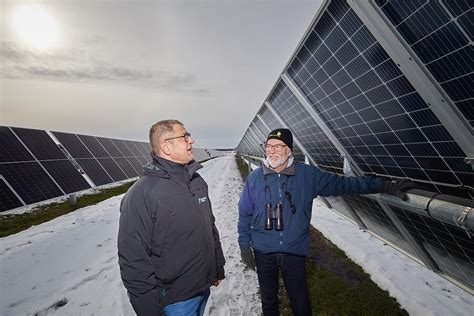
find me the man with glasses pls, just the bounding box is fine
[118,119,225,316]
[238,128,419,315]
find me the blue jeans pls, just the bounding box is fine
[254,251,311,316]
[163,289,210,316]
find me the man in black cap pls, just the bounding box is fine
[238,128,418,316]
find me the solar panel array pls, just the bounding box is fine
[0,126,150,213]
[375,0,473,128]
[237,0,473,291]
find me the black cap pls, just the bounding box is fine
[267,128,293,150]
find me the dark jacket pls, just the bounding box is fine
[118,154,225,315]
[238,162,381,256]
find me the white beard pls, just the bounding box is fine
[264,155,294,170]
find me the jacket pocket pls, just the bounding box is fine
[151,208,174,256]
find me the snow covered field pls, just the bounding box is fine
[0,156,472,315]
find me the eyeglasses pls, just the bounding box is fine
[264,144,287,152]
[164,132,192,142]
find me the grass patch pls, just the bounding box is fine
[235,156,251,180]
[278,226,408,315]
[0,181,135,238]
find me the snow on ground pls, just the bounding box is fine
[311,202,473,316]
[0,156,260,316]
[0,156,472,315]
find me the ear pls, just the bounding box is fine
[160,141,171,156]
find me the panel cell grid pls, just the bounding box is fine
[97,137,124,157]
[376,0,474,128]
[268,81,343,170]
[285,0,473,189]
[0,127,34,163]
[41,160,91,193]
[126,157,144,175]
[343,195,414,255]
[391,205,474,288]
[114,157,139,178]
[52,131,93,159]
[0,162,63,204]
[12,128,66,160]
[76,158,113,186]
[97,158,127,181]
[0,179,23,212]
[124,140,142,157]
[112,139,134,157]
[77,135,110,158]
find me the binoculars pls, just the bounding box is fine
[264,203,284,231]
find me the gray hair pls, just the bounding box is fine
[149,119,183,153]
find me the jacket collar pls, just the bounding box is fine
[261,157,295,176]
[143,153,202,179]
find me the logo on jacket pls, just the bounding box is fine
[198,197,207,204]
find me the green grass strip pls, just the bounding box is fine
[0,181,135,238]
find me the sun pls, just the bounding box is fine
[13,5,59,50]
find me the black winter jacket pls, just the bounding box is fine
[118,154,225,315]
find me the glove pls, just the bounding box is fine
[379,179,424,201]
[240,246,256,271]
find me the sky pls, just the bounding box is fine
[1,156,472,315]
[0,0,323,148]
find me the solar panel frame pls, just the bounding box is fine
[75,158,114,186]
[12,128,66,160]
[77,135,111,158]
[0,127,34,163]
[0,161,64,205]
[52,131,94,159]
[283,0,473,192]
[96,158,127,181]
[41,160,91,194]
[97,137,124,158]
[374,0,473,129]
[0,177,24,212]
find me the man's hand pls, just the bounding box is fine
[240,247,256,271]
[213,279,223,287]
[379,179,425,201]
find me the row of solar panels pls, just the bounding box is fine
[0,126,153,213]
[237,0,473,291]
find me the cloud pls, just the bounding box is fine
[0,41,210,94]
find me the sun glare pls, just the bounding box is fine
[13,5,59,50]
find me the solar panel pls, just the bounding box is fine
[76,158,114,186]
[41,160,91,193]
[77,135,110,158]
[1,126,152,212]
[391,204,474,288]
[0,126,34,162]
[113,139,135,157]
[0,162,63,204]
[114,157,139,178]
[236,0,473,290]
[96,137,123,157]
[126,157,144,174]
[283,0,473,190]
[52,131,94,158]
[0,178,24,212]
[375,0,474,128]
[123,140,142,157]
[96,158,127,181]
[12,127,65,160]
[10,127,91,193]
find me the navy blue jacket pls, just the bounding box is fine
[238,162,381,256]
